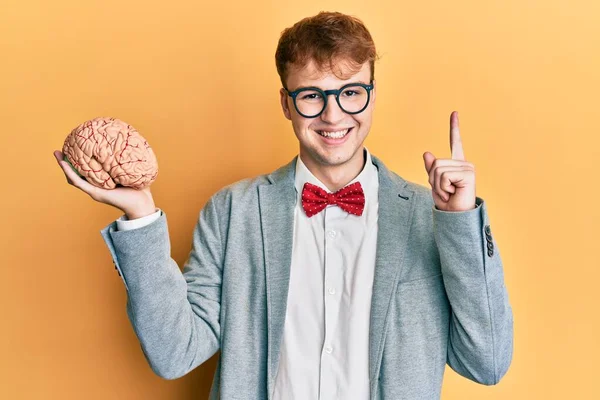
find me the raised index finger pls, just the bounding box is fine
[450,111,465,161]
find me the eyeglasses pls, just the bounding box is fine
[284,81,374,118]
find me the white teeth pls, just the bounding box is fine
[318,129,349,139]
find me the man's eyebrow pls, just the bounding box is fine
[289,81,370,91]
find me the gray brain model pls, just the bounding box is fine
[62,117,159,190]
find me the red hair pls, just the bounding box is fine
[275,11,378,88]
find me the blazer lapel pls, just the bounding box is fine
[368,155,417,389]
[257,157,297,399]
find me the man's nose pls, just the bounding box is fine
[320,95,345,124]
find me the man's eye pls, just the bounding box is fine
[301,93,322,100]
[342,90,358,97]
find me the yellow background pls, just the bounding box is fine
[1,0,598,398]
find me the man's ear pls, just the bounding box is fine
[371,79,376,106]
[280,88,292,121]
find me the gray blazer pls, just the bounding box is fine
[101,154,513,399]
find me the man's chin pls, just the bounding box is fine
[312,150,359,168]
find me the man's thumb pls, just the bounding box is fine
[423,152,436,173]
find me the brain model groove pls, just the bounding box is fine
[62,117,158,190]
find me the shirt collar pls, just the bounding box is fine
[294,147,378,201]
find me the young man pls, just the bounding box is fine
[54,11,513,400]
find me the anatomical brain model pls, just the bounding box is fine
[62,117,158,190]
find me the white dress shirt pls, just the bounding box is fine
[115,148,379,400]
[272,148,378,400]
[116,208,162,231]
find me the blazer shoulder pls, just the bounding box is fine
[208,158,294,209]
[371,153,431,207]
[223,174,270,195]
[208,173,269,207]
[379,164,432,209]
[405,180,434,207]
[212,157,296,201]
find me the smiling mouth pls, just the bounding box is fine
[315,127,353,139]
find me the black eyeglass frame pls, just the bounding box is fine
[284,81,374,118]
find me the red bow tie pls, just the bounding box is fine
[301,182,365,217]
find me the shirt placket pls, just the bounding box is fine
[319,206,343,400]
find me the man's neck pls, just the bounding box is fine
[300,148,366,192]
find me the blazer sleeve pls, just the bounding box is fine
[99,193,225,380]
[432,196,514,385]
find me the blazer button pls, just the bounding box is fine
[488,248,494,257]
[487,241,494,251]
[484,225,492,236]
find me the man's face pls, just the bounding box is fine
[279,60,376,170]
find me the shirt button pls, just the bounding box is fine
[328,287,336,295]
[325,346,333,354]
[327,230,337,238]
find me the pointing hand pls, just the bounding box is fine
[423,111,476,212]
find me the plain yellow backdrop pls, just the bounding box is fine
[1,0,598,398]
